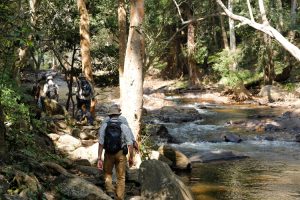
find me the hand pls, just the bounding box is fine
[128,157,134,167]
[97,159,103,170]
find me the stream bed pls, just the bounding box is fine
[162,99,300,200]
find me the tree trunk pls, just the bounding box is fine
[118,0,127,102]
[0,102,7,156]
[219,7,229,50]
[185,2,200,86]
[121,0,144,141]
[246,0,254,21]
[259,0,275,85]
[228,0,237,70]
[77,0,93,83]
[288,0,298,42]
[275,0,284,32]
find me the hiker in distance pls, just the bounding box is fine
[43,75,59,101]
[97,105,134,200]
[75,74,94,125]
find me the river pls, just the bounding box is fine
[162,98,300,200]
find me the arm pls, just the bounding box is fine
[97,143,104,170]
[128,145,134,167]
[97,122,107,170]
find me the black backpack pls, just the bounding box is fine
[104,121,122,154]
[46,84,58,99]
[79,79,92,97]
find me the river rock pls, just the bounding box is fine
[189,150,249,163]
[158,145,192,170]
[223,134,242,143]
[296,134,300,143]
[53,176,111,200]
[258,85,286,101]
[149,150,173,166]
[43,98,68,116]
[139,160,194,200]
[145,124,179,143]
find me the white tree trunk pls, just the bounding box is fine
[121,0,144,140]
[118,0,127,102]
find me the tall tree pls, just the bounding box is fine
[121,0,144,141]
[228,0,237,71]
[218,6,229,50]
[185,2,200,86]
[118,0,127,101]
[259,0,275,85]
[77,0,93,83]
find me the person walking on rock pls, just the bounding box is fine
[43,75,59,101]
[75,74,94,125]
[97,105,134,200]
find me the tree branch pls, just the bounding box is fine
[215,0,300,61]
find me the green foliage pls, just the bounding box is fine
[209,49,253,88]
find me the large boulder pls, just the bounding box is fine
[53,176,111,200]
[189,150,248,163]
[139,160,194,200]
[158,145,191,170]
[258,85,287,102]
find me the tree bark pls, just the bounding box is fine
[259,0,275,85]
[246,0,254,21]
[228,0,237,71]
[121,0,144,140]
[215,0,300,61]
[0,102,7,156]
[288,0,298,42]
[118,0,127,102]
[219,7,229,50]
[77,0,93,83]
[186,3,200,86]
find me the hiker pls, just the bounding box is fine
[43,75,59,101]
[97,105,134,200]
[75,74,94,125]
[33,74,47,117]
[102,104,139,153]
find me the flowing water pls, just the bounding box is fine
[162,97,300,200]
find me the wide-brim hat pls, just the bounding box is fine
[47,75,53,80]
[108,104,121,115]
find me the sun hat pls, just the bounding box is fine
[46,75,53,80]
[108,104,121,115]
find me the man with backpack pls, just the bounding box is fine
[97,105,134,200]
[43,75,59,101]
[75,74,94,125]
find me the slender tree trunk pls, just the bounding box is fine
[288,0,298,42]
[0,102,7,156]
[122,0,144,141]
[118,0,127,102]
[185,2,200,86]
[228,0,237,70]
[276,0,284,32]
[219,7,229,49]
[246,0,254,21]
[77,0,93,83]
[259,0,275,85]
